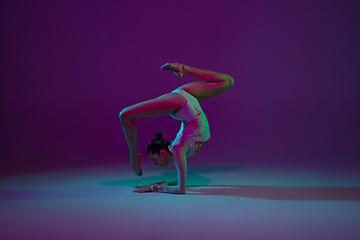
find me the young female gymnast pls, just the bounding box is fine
[120,63,234,194]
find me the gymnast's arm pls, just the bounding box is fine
[119,94,181,176]
[151,146,187,194]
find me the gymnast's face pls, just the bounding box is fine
[148,149,173,167]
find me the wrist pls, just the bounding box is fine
[155,181,166,185]
[151,182,168,192]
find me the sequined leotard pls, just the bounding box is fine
[169,89,211,157]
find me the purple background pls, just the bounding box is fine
[1,0,359,176]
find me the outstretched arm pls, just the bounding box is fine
[119,94,181,176]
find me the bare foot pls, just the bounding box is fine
[161,63,186,78]
[131,154,143,176]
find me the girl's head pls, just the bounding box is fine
[147,132,173,167]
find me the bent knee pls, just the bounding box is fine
[119,108,130,120]
[227,75,234,88]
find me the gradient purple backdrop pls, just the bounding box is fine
[1,0,359,176]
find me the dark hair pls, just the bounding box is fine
[147,132,171,155]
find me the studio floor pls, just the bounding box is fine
[1,159,360,240]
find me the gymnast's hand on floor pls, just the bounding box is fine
[131,154,143,176]
[134,183,153,190]
[134,180,166,190]
[133,186,153,193]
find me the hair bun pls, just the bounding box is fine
[155,132,163,139]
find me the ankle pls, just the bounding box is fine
[183,65,190,74]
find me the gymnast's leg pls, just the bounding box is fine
[162,63,234,101]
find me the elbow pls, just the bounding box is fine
[178,183,187,194]
[178,188,186,194]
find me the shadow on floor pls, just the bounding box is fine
[1,185,359,201]
[186,185,360,201]
[2,165,359,201]
[100,166,246,187]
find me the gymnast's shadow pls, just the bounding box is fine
[0,166,244,200]
[185,185,360,201]
[100,166,360,201]
[100,166,245,187]
[1,166,359,201]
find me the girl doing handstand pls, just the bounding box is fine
[120,63,234,194]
